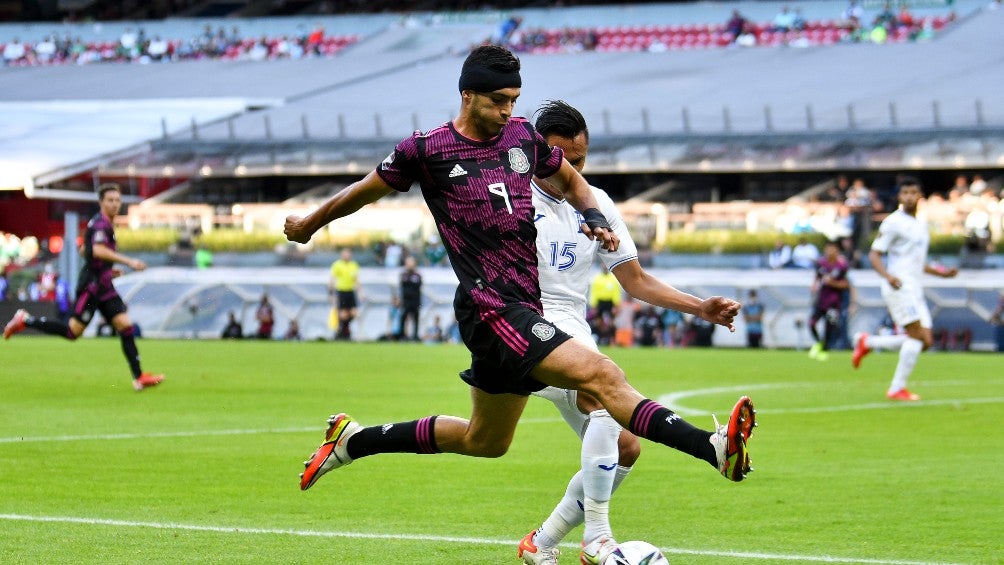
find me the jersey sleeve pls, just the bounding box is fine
[594,187,639,272]
[375,135,421,192]
[91,223,111,246]
[870,215,897,253]
[532,127,564,179]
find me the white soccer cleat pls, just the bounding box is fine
[580,535,618,564]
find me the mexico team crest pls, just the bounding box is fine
[508,147,530,173]
[380,152,395,170]
[531,322,555,341]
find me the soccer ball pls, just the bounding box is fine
[603,540,670,564]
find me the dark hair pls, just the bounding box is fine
[898,175,922,190]
[534,100,589,142]
[98,182,122,200]
[463,44,520,74]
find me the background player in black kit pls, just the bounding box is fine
[4,183,164,391]
[398,255,423,341]
[285,46,755,497]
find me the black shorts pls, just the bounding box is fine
[336,290,357,310]
[72,283,127,326]
[455,294,572,396]
[810,305,842,325]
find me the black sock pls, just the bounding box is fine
[25,316,74,339]
[346,416,439,460]
[809,322,821,343]
[628,399,715,466]
[119,326,143,379]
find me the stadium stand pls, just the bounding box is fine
[1,1,1001,350]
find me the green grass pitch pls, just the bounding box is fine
[1,338,1001,564]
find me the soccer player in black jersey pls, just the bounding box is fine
[286,46,756,504]
[4,183,164,391]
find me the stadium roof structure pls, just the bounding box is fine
[1,0,1002,198]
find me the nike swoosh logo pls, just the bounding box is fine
[597,463,616,471]
[533,214,545,223]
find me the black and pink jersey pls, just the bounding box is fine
[79,211,119,298]
[377,118,564,314]
[814,256,849,311]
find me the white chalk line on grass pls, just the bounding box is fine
[659,382,1004,416]
[0,418,565,444]
[0,513,962,565]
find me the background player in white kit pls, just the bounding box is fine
[517,100,745,565]
[852,177,957,401]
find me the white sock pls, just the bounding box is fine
[889,337,923,393]
[535,471,582,548]
[866,333,908,351]
[581,410,620,543]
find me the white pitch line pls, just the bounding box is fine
[0,513,963,565]
[0,427,316,444]
[658,382,1004,416]
[0,418,566,444]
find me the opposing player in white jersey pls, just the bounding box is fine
[517,100,749,565]
[852,177,957,400]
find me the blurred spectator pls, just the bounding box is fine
[744,289,765,348]
[844,178,880,259]
[424,234,447,266]
[55,276,71,321]
[147,35,169,61]
[422,315,445,344]
[284,319,302,341]
[633,305,664,347]
[948,174,969,201]
[991,292,1004,352]
[662,308,684,348]
[791,8,808,31]
[874,2,897,29]
[221,311,243,339]
[969,174,988,196]
[842,0,865,23]
[384,241,403,268]
[255,293,275,339]
[688,315,716,347]
[897,3,916,28]
[37,262,58,302]
[768,239,792,269]
[589,265,621,323]
[398,256,422,341]
[35,35,56,63]
[613,294,638,347]
[771,6,797,32]
[3,38,26,65]
[195,246,214,269]
[791,237,820,269]
[725,9,748,41]
[493,15,523,46]
[330,248,360,340]
[0,270,8,301]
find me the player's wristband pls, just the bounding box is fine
[581,208,611,231]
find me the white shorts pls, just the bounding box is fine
[881,279,931,329]
[531,309,598,438]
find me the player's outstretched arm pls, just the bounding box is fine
[285,171,395,244]
[612,261,740,331]
[92,243,145,272]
